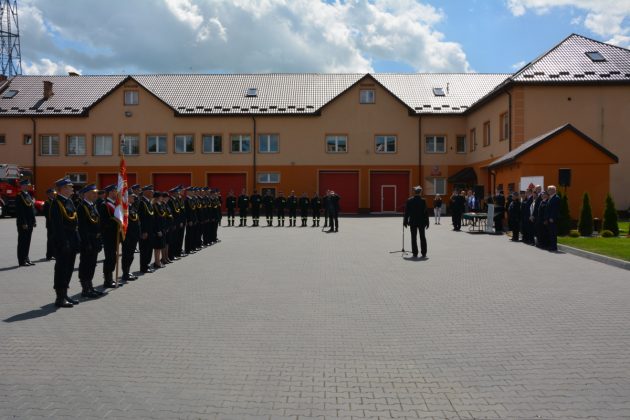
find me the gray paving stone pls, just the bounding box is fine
[1,216,629,419]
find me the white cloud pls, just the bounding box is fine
[512,60,527,69]
[23,58,81,75]
[506,0,630,47]
[19,0,471,75]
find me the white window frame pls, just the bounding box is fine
[456,135,467,154]
[93,135,112,156]
[231,134,251,153]
[375,135,396,153]
[359,89,375,104]
[483,121,491,146]
[124,90,139,105]
[258,134,279,153]
[433,178,447,195]
[147,135,168,154]
[257,172,280,184]
[120,135,139,156]
[67,135,86,156]
[66,172,87,184]
[425,135,446,153]
[175,135,194,153]
[500,112,509,141]
[202,134,222,153]
[326,135,348,153]
[40,135,59,156]
[23,135,32,145]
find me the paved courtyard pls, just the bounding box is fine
[0,215,629,419]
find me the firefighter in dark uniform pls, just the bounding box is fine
[184,187,198,254]
[275,190,287,226]
[225,190,236,226]
[168,186,185,259]
[50,178,80,308]
[322,190,330,228]
[42,188,56,260]
[202,188,212,245]
[77,184,104,298]
[508,191,521,241]
[98,184,120,288]
[326,190,341,232]
[122,193,140,282]
[299,193,310,227]
[161,192,174,263]
[311,192,322,227]
[237,188,249,226]
[193,188,203,249]
[16,179,36,266]
[250,189,262,226]
[209,189,221,243]
[287,191,298,227]
[152,191,167,269]
[262,190,274,226]
[403,186,430,258]
[138,185,155,273]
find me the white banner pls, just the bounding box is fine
[485,204,495,233]
[520,176,544,191]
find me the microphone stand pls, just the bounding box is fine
[390,203,408,255]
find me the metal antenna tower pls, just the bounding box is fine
[0,0,22,77]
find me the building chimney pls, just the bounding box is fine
[0,75,7,82]
[68,72,79,76]
[43,81,53,99]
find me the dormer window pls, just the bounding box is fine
[124,90,139,105]
[2,90,18,99]
[433,87,445,96]
[359,89,375,104]
[246,88,258,97]
[585,51,606,62]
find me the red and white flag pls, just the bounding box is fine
[115,157,129,238]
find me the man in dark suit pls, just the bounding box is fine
[404,186,430,258]
[77,184,105,298]
[450,190,465,231]
[545,185,560,252]
[98,184,120,288]
[138,185,156,272]
[326,190,340,232]
[49,178,80,308]
[16,179,36,266]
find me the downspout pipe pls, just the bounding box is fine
[252,116,257,192]
[505,89,512,151]
[31,117,37,186]
[417,115,422,185]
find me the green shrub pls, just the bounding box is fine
[578,192,593,236]
[569,230,580,238]
[558,192,571,236]
[601,230,614,238]
[602,194,619,236]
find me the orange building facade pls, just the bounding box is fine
[0,34,627,217]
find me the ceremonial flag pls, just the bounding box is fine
[115,156,129,238]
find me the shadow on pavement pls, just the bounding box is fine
[0,265,20,272]
[403,255,429,262]
[3,303,58,322]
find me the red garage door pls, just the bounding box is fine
[207,173,246,210]
[98,173,137,189]
[319,171,359,213]
[370,172,410,213]
[153,173,191,192]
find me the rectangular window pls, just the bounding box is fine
[500,112,509,141]
[67,135,86,156]
[124,90,139,105]
[93,135,113,156]
[326,135,347,153]
[40,135,59,156]
[425,135,446,153]
[231,134,251,153]
[375,135,396,153]
[469,128,476,152]
[0,135,5,145]
[483,121,491,147]
[120,135,139,155]
[175,135,194,153]
[23,135,32,145]
[259,134,279,153]
[66,172,87,184]
[456,135,466,154]
[433,178,446,195]
[359,89,375,104]
[257,172,280,184]
[147,135,168,154]
[202,134,222,153]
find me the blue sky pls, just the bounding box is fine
[18,0,630,75]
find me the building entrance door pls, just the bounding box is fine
[381,185,396,212]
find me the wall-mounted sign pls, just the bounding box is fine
[430,165,441,176]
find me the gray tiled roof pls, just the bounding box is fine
[132,73,364,115]
[488,123,618,168]
[374,73,510,114]
[512,34,630,83]
[0,75,126,116]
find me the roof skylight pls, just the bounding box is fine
[246,87,258,97]
[585,51,606,62]
[432,87,445,96]
[2,90,18,99]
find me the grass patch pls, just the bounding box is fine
[559,235,630,262]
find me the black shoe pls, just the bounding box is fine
[103,282,118,289]
[421,253,427,258]
[412,253,418,258]
[335,228,338,232]
[91,288,105,296]
[19,263,28,267]
[128,274,138,280]
[55,299,73,308]
[81,290,100,299]
[327,229,334,232]
[65,296,79,305]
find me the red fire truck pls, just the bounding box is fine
[0,164,41,217]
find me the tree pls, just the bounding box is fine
[557,191,571,236]
[602,193,619,236]
[578,192,593,237]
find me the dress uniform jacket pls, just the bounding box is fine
[50,194,80,292]
[403,195,430,256]
[138,196,155,271]
[78,200,102,287]
[15,190,36,265]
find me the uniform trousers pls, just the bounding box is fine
[122,235,138,274]
[17,226,33,264]
[54,247,77,291]
[409,225,427,256]
[79,247,99,288]
[139,236,153,270]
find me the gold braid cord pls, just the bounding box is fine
[56,199,77,222]
[20,194,33,207]
[82,204,99,224]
